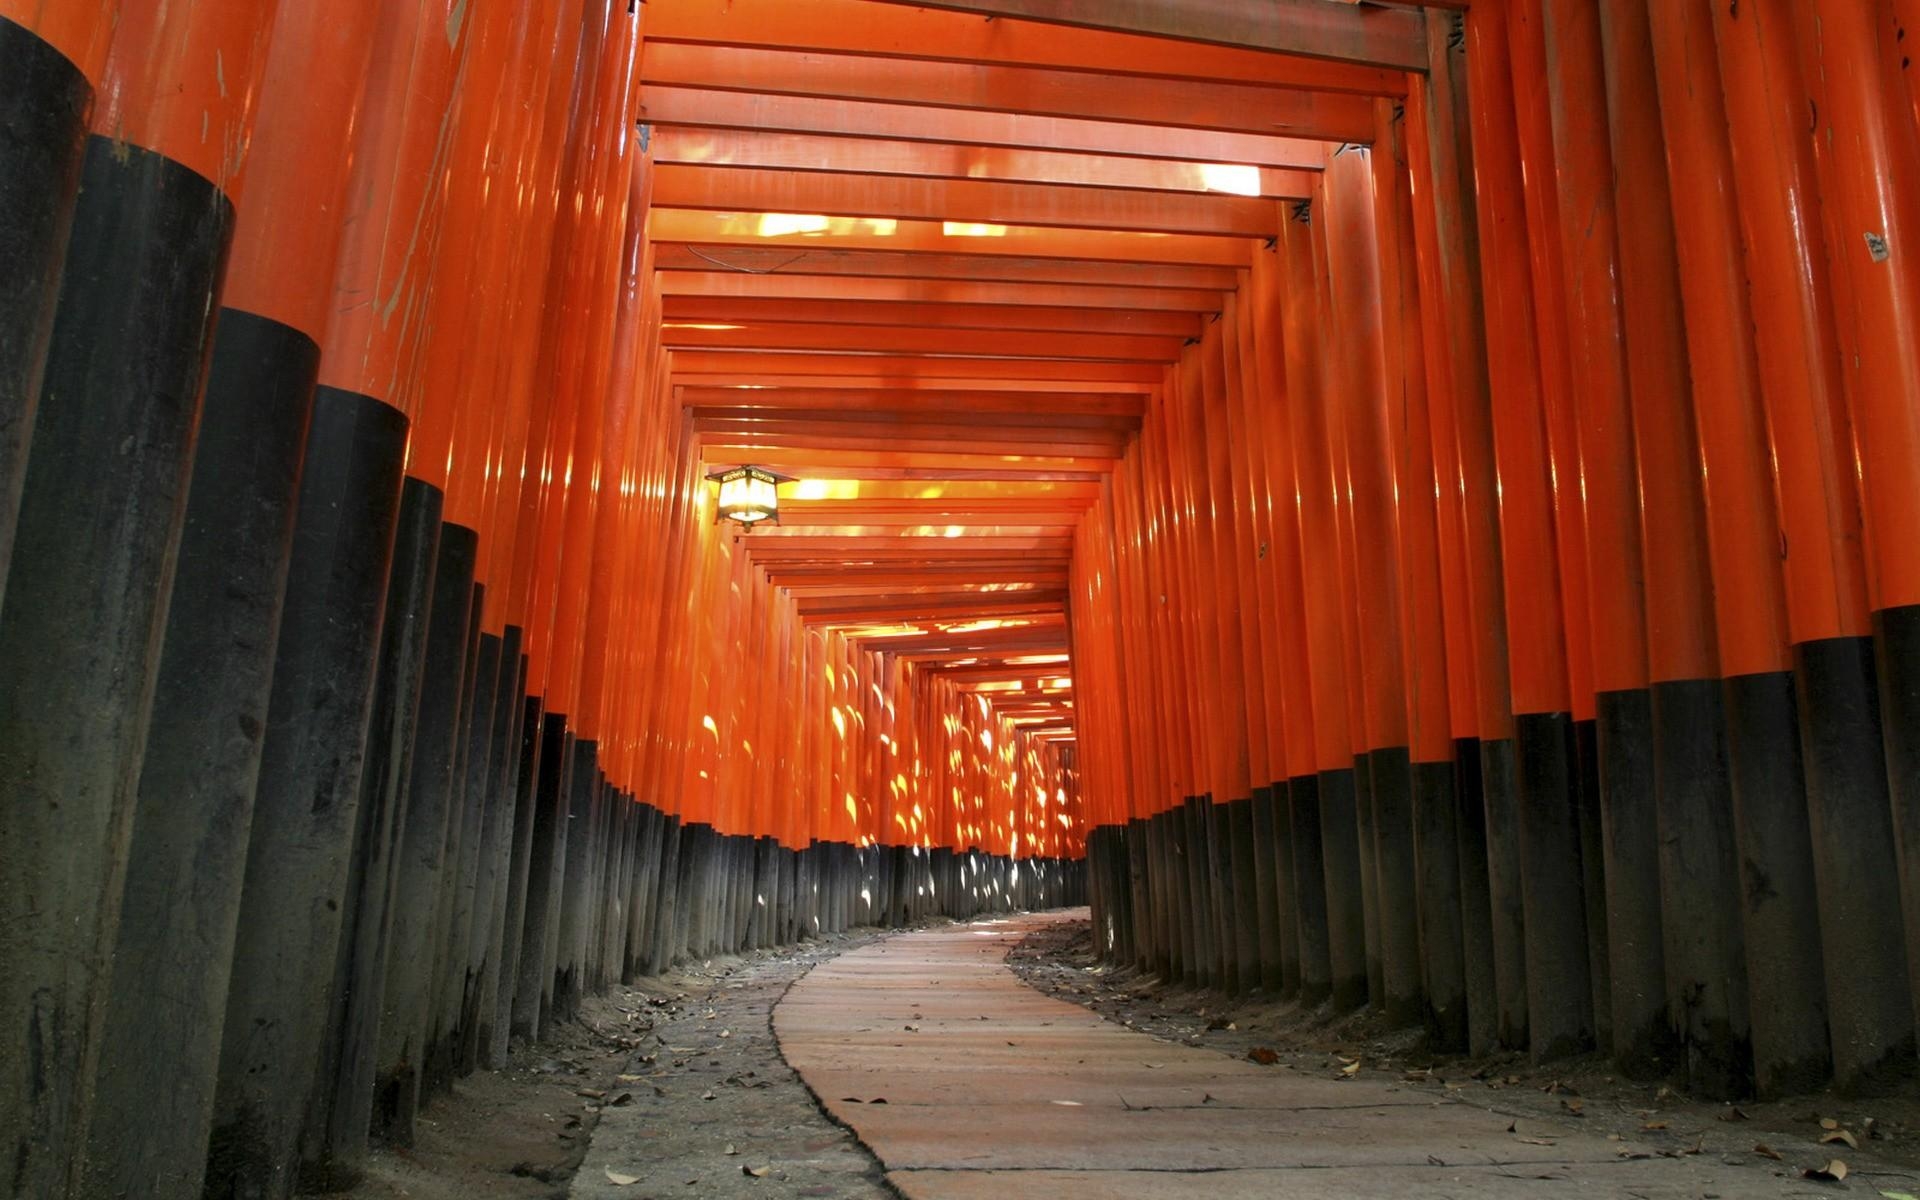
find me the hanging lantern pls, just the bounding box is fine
[708,464,786,529]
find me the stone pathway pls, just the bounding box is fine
[775,911,1902,1199]
[571,936,895,1199]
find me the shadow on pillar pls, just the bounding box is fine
[86,310,317,1199]
[205,388,408,1199]
[0,134,231,1195]
[0,16,92,609]
[1650,678,1752,1100]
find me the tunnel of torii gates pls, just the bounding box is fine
[11,0,1920,1193]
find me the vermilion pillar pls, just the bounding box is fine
[1646,0,1790,1100]
[0,2,279,1193]
[1795,0,1920,1093]
[87,0,385,1193]
[1712,0,1886,1097]
[1541,0,1664,1084]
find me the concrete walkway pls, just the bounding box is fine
[774,911,1880,1199]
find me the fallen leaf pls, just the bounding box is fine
[1515,1136,1558,1146]
[1879,1191,1918,1200]
[743,1165,770,1178]
[1247,1047,1279,1065]
[701,1090,716,1101]
[1821,1117,1841,1131]
[1642,1121,1668,1132]
[609,1092,633,1107]
[578,1088,607,1100]
[725,1144,739,1156]
[1562,1098,1585,1117]
[1823,1129,1860,1149]
[1720,1105,1750,1122]
[1340,1058,1362,1077]
[1803,1159,1849,1182]
[605,1168,640,1187]
[1753,1144,1783,1161]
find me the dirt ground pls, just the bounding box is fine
[1006,917,1920,1194]
[313,929,899,1200]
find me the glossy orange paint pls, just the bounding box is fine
[93,0,278,191]
[220,0,382,340]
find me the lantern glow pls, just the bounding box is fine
[708,465,785,529]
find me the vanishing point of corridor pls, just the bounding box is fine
[9,0,1920,1197]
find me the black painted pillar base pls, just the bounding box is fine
[0,132,232,1195]
[1411,757,1467,1051]
[1248,788,1282,991]
[1317,769,1368,1011]
[0,15,91,609]
[1811,627,1918,1094]
[85,309,316,1199]
[1367,748,1422,1025]
[1723,668,1830,1097]
[1453,740,1498,1057]
[511,715,573,1042]
[1573,717,1611,1050]
[373,513,477,1150]
[1650,678,1752,1100]
[1265,784,1299,998]
[1593,689,1674,1080]
[490,687,542,1065]
[1514,712,1594,1062]
[1288,776,1334,1008]
[1478,737,1529,1052]
[1353,760,1384,1008]
[205,389,408,1200]
[304,475,439,1181]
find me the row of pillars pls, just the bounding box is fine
[0,4,1087,1200]
[1074,0,1920,1106]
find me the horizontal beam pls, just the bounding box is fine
[689,406,1140,432]
[651,129,1318,198]
[642,87,1334,169]
[698,430,1125,459]
[665,296,1203,338]
[651,163,1287,237]
[679,387,1149,416]
[796,593,1070,620]
[652,244,1239,291]
[856,0,1429,72]
[641,43,1379,141]
[643,0,1406,93]
[649,209,1252,267]
[657,271,1227,312]
[695,444,1118,476]
[671,350,1168,382]
[661,320,1185,362]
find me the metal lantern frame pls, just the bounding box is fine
[707,464,791,530]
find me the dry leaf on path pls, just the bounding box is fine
[605,1168,640,1186]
